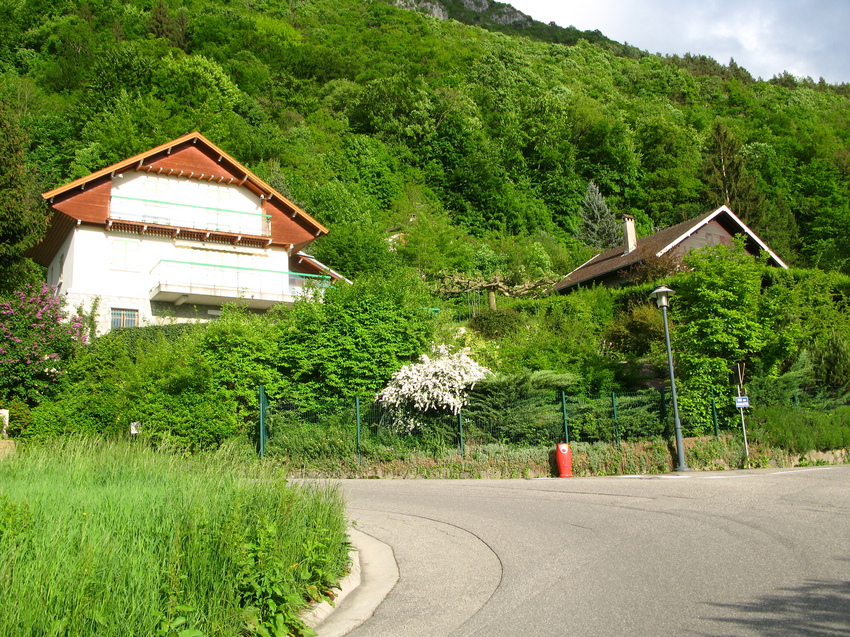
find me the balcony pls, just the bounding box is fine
[149,260,331,309]
[111,195,272,236]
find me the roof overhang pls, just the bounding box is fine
[42,132,328,237]
[656,205,788,268]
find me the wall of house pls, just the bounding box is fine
[47,231,74,293]
[111,173,269,236]
[60,226,293,334]
[670,219,734,258]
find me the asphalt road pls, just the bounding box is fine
[335,466,850,637]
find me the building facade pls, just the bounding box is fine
[28,132,343,333]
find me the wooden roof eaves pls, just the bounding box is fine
[42,132,329,237]
[656,205,788,268]
[43,132,206,200]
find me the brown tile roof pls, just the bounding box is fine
[554,205,787,292]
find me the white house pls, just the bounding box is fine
[28,132,346,333]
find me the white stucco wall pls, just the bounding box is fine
[110,173,268,236]
[46,171,320,334]
[47,231,74,293]
[58,226,292,334]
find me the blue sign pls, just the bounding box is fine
[735,396,750,409]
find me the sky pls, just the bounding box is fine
[506,0,850,84]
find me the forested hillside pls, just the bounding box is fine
[5,0,850,452]
[3,0,850,288]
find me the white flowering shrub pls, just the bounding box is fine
[376,345,490,432]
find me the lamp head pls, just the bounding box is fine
[650,285,674,309]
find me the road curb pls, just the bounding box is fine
[307,527,399,637]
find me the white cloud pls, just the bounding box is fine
[506,0,850,83]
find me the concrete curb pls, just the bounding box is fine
[302,535,362,629]
[306,528,399,637]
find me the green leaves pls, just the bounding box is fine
[275,270,437,404]
[0,440,348,636]
[0,99,49,290]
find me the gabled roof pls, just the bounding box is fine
[41,131,327,235]
[30,132,329,266]
[554,205,788,293]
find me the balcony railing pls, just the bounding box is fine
[149,260,331,309]
[111,195,272,236]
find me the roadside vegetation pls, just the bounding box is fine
[4,243,850,462]
[0,437,349,637]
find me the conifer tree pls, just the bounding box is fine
[703,121,764,227]
[577,181,621,250]
[0,101,48,293]
[147,0,173,41]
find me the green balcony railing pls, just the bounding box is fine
[111,195,272,236]
[150,260,331,305]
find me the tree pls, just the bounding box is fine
[672,240,767,432]
[702,121,764,227]
[577,181,621,249]
[0,101,49,293]
[147,0,173,41]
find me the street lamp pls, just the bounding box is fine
[650,285,690,472]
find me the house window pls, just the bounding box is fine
[111,308,139,328]
[111,238,140,271]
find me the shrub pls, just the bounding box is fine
[28,326,241,447]
[376,345,490,432]
[466,370,577,444]
[749,405,850,452]
[469,308,525,339]
[0,284,86,406]
[274,269,438,404]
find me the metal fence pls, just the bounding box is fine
[257,386,788,459]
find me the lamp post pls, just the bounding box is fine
[650,285,690,472]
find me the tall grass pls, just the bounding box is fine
[0,438,349,637]
[749,405,850,452]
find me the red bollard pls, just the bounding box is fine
[556,442,572,478]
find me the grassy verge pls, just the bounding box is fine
[272,435,847,479]
[0,438,349,637]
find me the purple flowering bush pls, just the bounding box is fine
[0,284,86,406]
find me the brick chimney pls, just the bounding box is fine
[622,214,637,254]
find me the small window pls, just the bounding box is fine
[111,238,140,271]
[111,309,139,329]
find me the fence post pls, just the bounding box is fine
[711,389,720,440]
[611,392,621,450]
[458,408,465,458]
[355,396,362,465]
[560,390,570,444]
[258,384,267,459]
